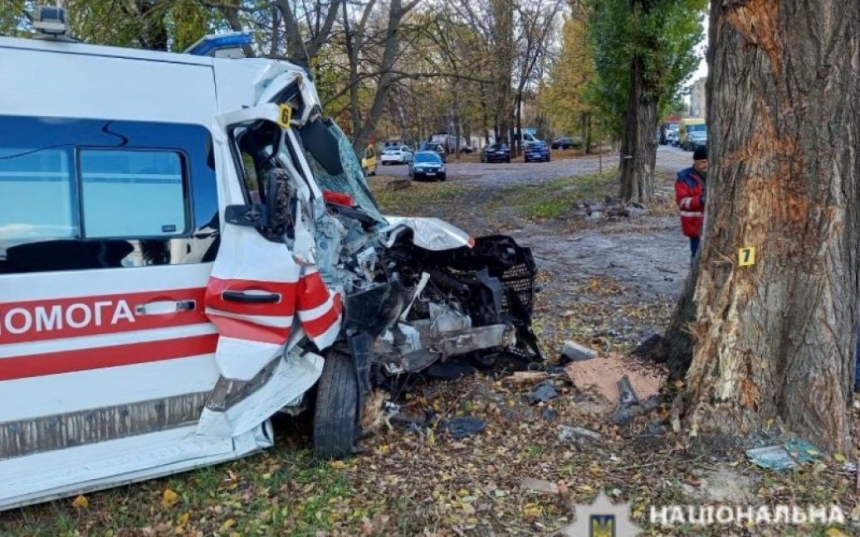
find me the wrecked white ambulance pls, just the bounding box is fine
[0,33,542,511]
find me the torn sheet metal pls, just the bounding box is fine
[381,216,475,251]
[196,349,323,438]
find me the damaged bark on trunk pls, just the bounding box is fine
[683,0,860,452]
[618,55,657,203]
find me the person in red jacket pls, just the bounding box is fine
[675,145,708,259]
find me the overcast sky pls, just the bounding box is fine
[693,13,709,81]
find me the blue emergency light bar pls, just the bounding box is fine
[184,33,252,57]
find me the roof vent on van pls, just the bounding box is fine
[32,5,69,36]
[184,33,252,58]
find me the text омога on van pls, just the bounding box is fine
[0,31,543,510]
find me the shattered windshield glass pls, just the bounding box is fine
[298,122,386,225]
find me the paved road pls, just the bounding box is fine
[377,145,695,187]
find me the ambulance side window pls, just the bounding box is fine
[0,116,219,274]
[79,150,188,238]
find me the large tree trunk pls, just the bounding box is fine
[618,55,657,203]
[683,0,860,453]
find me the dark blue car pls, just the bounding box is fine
[409,151,446,181]
[523,141,550,162]
[480,143,511,163]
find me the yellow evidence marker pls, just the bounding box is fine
[739,246,756,266]
[278,104,292,127]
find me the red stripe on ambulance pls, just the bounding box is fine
[300,293,343,338]
[0,289,208,345]
[206,314,291,345]
[204,277,297,317]
[0,334,219,381]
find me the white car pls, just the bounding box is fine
[380,145,413,165]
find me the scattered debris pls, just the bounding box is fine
[746,439,822,470]
[360,390,393,435]
[631,333,663,359]
[526,380,559,404]
[565,352,664,405]
[561,340,597,363]
[542,408,558,421]
[503,371,549,388]
[438,416,486,440]
[579,199,648,221]
[520,478,560,495]
[558,425,602,442]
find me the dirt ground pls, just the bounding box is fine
[3,146,858,537]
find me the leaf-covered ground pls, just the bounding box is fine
[3,162,860,537]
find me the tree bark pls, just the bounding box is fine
[618,55,657,203]
[651,259,699,380]
[682,0,860,453]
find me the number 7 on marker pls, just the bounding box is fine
[739,247,755,266]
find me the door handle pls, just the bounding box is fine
[221,290,281,304]
[136,300,196,315]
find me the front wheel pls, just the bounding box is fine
[313,352,360,459]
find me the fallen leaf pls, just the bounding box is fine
[834,453,847,463]
[176,512,190,528]
[72,495,89,509]
[220,519,236,532]
[825,528,848,537]
[162,488,179,509]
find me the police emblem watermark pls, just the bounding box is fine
[559,491,644,537]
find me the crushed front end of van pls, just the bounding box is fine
[217,83,545,458]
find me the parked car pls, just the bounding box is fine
[480,142,511,163]
[409,151,446,181]
[523,140,550,162]
[380,144,413,165]
[361,144,377,176]
[419,141,447,162]
[684,130,708,151]
[550,136,581,149]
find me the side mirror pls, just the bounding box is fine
[224,168,295,242]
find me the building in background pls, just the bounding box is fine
[689,77,707,118]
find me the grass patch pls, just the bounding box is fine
[0,446,379,537]
[486,171,617,220]
[368,175,476,216]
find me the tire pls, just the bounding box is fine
[506,157,511,163]
[439,174,446,182]
[313,352,360,459]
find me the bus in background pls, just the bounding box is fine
[679,118,707,151]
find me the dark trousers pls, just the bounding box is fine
[689,237,700,259]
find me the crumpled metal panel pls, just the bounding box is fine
[382,216,474,251]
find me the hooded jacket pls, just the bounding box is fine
[675,167,706,238]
